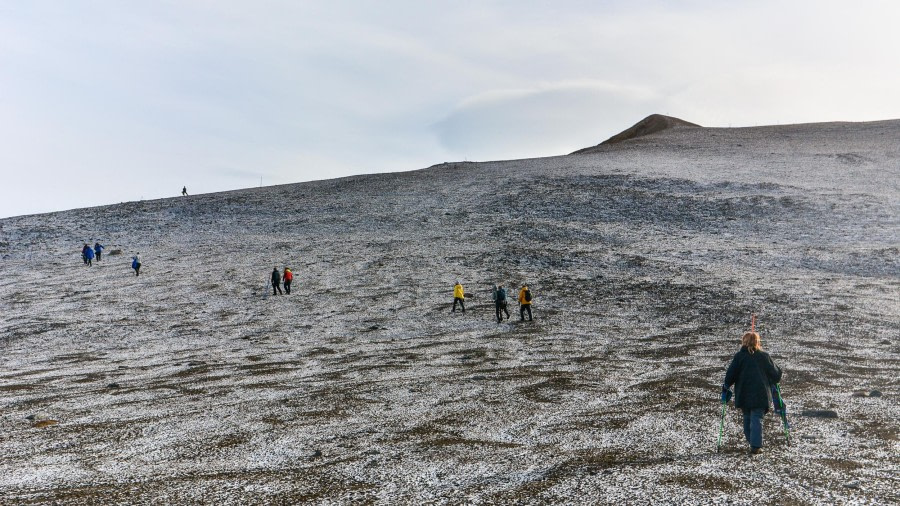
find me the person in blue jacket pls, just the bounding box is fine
[93,242,104,262]
[722,331,783,455]
[131,253,141,276]
[83,244,95,266]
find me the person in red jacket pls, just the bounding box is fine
[282,267,293,294]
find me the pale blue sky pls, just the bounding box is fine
[2,1,899,217]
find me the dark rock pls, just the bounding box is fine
[312,449,322,458]
[851,391,869,398]
[802,409,838,418]
[881,340,891,345]
[843,480,861,489]
[800,434,818,441]
[107,382,121,389]
[869,390,882,397]
[187,360,205,367]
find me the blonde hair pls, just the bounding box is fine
[741,332,763,353]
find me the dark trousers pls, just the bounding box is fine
[134,263,141,276]
[272,281,282,295]
[452,297,465,312]
[284,280,291,294]
[495,301,509,322]
[742,408,765,448]
[96,251,101,261]
[520,304,532,321]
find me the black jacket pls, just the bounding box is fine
[724,347,782,411]
[271,270,280,284]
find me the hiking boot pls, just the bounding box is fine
[749,447,762,456]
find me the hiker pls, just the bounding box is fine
[494,285,510,322]
[722,331,783,455]
[452,282,465,313]
[81,244,90,265]
[94,242,104,262]
[83,244,95,266]
[518,284,533,321]
[131,254,141,276]
[271,267,283,295]
[283,267,293,294]
[182,186,188,196]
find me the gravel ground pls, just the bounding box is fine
[0,119,898,504]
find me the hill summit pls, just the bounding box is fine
[572,114,701,153]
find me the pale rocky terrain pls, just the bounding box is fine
[0,119,898,504]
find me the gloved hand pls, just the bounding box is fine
[721,387,733,404]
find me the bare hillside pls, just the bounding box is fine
[0,119,898,504]
[572,113,701,153]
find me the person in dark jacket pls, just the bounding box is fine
[494,285,510,323]
[271,267,283,295]
[94,242,104,262]
[723,331,783,454]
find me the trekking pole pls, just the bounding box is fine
[775,383,791,445]
[716,398,727,452]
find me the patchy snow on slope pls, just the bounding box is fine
[1,120,898,504]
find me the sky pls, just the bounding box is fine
[2,1,900,218]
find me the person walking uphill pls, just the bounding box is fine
[271,267,283,295]
[722,331,783,455]
[94,242,104,262]
[131,254,141,276]
[83,244,95,266]
[494,285,510,323]
[518,284,533,321]
[282,268,293,294]
[452,282,465,313]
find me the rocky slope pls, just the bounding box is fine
[0,119,898,504]
[572,113,701,152]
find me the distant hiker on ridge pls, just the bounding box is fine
[282,267,293,295]
[83,243,95,267]
[518,284,533,321]
[131,253,141,276]
[182,186,188,196]
[494,285,510,323]
[722,331,783,455]
[271,267,283,295]
[452,281,465,313]
[94,241,104,262]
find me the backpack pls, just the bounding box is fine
[524,289,532,302]
[497,288,506,301]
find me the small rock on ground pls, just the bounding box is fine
[801,409,839,418]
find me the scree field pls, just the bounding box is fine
[1,119,898,504]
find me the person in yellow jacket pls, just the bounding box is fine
[452,282,466,313]
[518,284,533,321]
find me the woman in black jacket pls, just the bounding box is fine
[723,332,782,454]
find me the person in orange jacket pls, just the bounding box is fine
[518,284,533,321]
[282,267,293,294]
[452,282,465,313]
